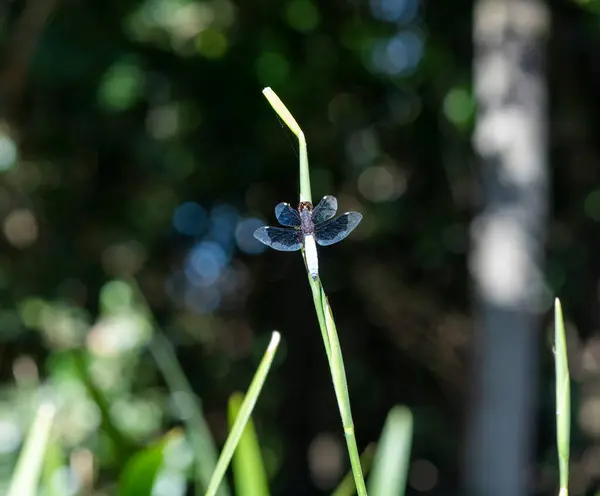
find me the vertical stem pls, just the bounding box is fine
[320,286,367,495]
[262,88,367,495]
[262,87,312,203]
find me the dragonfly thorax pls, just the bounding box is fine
[299,205,315,236]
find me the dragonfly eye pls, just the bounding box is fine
[297,201,313,212]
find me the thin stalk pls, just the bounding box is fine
[262,88,311,203]
[262,87,367,496]
[331,444,376,496]
[205,331,281,496]
[554,298,570,496]
[319,284,366,495]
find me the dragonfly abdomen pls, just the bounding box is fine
[304,234,319,280]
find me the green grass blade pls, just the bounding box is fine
[368,406,413,496]
[555,298,570,496]
[7,402,56,496]
[331,444,376,496]
[206,331,281,496]
[228,392,270,496]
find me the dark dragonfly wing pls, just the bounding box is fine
[254,226,302,251]
[315,212,362,246]
[275,202,301,227]
[311,195,338,225]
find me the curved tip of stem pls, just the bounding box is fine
[269,331,281,351]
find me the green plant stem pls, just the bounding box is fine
[331,444,376,496]
[206,331,281,496]
[262,87,311,203]
[317,282,366,495]
[554,298,570,496]
[262,87,367,496]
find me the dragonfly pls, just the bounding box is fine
[253,195,362,280]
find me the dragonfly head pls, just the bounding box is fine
[297,201,313,213]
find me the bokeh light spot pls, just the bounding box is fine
[369,0,419,23]
[371,30,424,76]
[579,396,600,437]
[184,285,222,313]
[196,28,228,58]
[235,218,266,254]
[256,52,291,86]
[285,0,320,32]
[409,459,439,491]
[209,204,239,248]
[18,297,48,330]
[0,132,18,171]
[153,472,187,496]
[185,241,228,287]
[358,164,407,202]
[173,202,207,236]
[97,59,144,112]
[147,104,179,140]
[99,280,135,313]
[102,241,146,277]
[346,128,380,168]
[3,208,38,248]
[308,433,343,489]
[444,87,474,126]
[0,419,21,454]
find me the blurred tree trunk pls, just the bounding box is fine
[465,0,550,494]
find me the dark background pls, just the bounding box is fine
[1,0,600,494]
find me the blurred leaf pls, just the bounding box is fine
[71,351,136,458]
[7,402,56,496]
[228,392,270,496]
[128,278,228,496]
[206,331,281,496]
[368,405,413,496]
[118,429,184,496]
